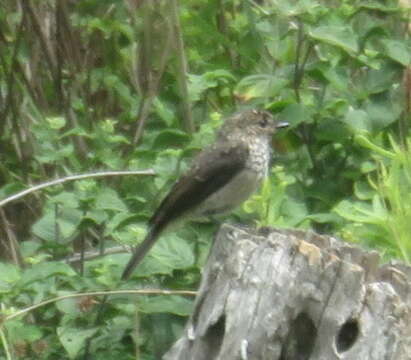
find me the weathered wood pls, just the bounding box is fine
[164,225,411,360]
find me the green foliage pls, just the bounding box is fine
[0,0,410,358]
[334,135,411,262]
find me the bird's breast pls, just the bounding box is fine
[195,139,271,217]
[246,137,271,178]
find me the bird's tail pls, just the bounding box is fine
[121,226,161,280]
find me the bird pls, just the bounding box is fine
[121,108,288,280]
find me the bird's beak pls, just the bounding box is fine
[276,121,289,129]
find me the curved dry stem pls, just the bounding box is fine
[2,289,197,324]
[0,170,155,208]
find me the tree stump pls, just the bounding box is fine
[163,225,411,360]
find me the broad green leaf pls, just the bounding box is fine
[20,240,42,258]
[322,66,350,92]
[333,198,386,225]
[280,103,313,127]
[306,213,341,224]
[138,295,194,316]
[0,182,24,200]
[364,97,401,131]
[55,292,80,315]
[52,192,79,208]
[309,25,359,53]
[149,233,194,268]
[126,233,195,277]
[153,150,181,189]
[343,108,372,134]
[36,144,74,163]
[354,181,375,201]
[0,263,19,292]
[95,188,127,212]
[5,321,43,342]
[46,116,66,130]
[152,130,191,150]
[235,75,289,100]
[364,64,399,95]
[21,262,76,284]
[84,209,108,225]
[380,39,411,66]
[204,69,236,82]
[188,73,218,102]
[271,0,322,17]
[105,212,141,234]
[153,98,176,126]
[58,327,98,359]
[316,117,350,142]
[0,262,19,282]
[32,207,83,242]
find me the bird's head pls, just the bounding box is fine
[219,109,288,140]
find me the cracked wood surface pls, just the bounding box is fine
[163,225,411,360]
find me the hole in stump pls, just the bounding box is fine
[280,312,317,360]
[336,318,359,353]
[203,314,225,359]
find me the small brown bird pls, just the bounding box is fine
[121,109,288,280]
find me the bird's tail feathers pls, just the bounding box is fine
[121,226,161,280]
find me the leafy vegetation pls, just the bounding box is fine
[0,0,410,358]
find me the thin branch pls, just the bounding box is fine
[2,289,197,324]
[21,0,57,76]
[293,18,304,103]
[0,17,25,134]
[66,245,128,264]
[0,170,155,208]
[0,208,22,266]
[170,0,195,134]
[0,328,11,360]
[132,17,174,145]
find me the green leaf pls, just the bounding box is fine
[20,240,42,258]
[187,73,218,102]
[138,295,194,316]
[364,97,401,131]
[95,188,127,212]
[84,209,108,225]
[36,144,74,163]
[235,75,289,100]
[46,116,66,130]
[309,25,359,53]
[21,262,76,285]
[380,39,411,66]
[272,0,323,17]
[105,213,141,235]
[364,64,399,95]
[153,98,176,126]
[280,104,313,127]
[333,198,387,225]
[306,213,341,223]
[55,292,79,315]
[58,327,98,359]
[52,192,80,208]
[130,233,195,277]
[0,263,19,292]
[153,150,181,189]
[152,130,191,150]
[0,262,19,284]
[342,108,372,134]
[0,182,24,200]
[32,207,83,242]
[5,321,43,342]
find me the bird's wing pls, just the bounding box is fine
[121,142,248,280]
[150,141,249,229]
